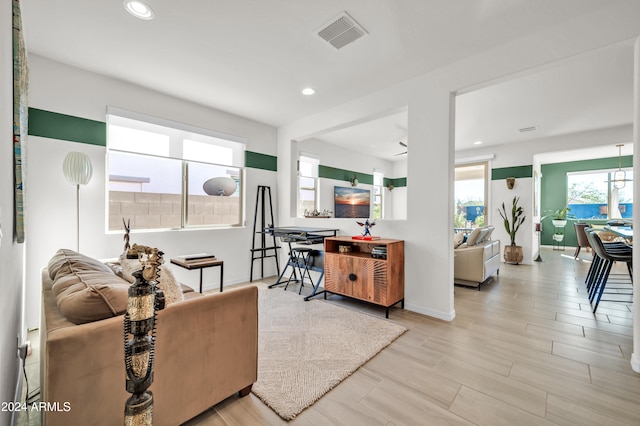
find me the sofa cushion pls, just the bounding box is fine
[465,227,483,246]
[49,250,130,324]
[453,232,465,249]
[48,249,114,282]
[482,226,494,242]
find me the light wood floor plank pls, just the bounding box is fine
[449,386,554,426]
[545,393,632,426]
[358,378,474,426]
[551,341,635,375]
[434,357,547,417]
[510,363,640,424]
[484,336,592,382]
[589,365,640,398]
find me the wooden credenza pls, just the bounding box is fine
[324,236,404,317]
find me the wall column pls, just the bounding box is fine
[396,85,455,320]
[632,36,640,373]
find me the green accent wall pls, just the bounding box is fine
[540,155,633,246]
[28,107,107,146]
[245,151,277,171]
[492,165,533,180]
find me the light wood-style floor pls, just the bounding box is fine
[186,247,640,425]
[19,247,639,425]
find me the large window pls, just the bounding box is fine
[454,162,488,229]
[298,155,319,217]
[107,109,245,231]
[567,169,633,219]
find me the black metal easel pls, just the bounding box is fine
[249,186,280,281]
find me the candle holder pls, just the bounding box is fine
[534,223,543,262]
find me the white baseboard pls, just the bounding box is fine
[631,353,640,373]
[404,304,456,321]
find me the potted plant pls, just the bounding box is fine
[499,196,526,264]
[542,206,574,242]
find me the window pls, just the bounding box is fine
[567,169,633,219]
[454,162,488,229]
[107,109,245,231]
[298,155,319,217]
[373,170,384,219]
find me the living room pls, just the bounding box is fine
[3,1,640,425]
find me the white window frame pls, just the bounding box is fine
[297,154,319,217]
[106,107,247,232]
[373,169,384,219]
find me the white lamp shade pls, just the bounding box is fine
[63,152,93,185]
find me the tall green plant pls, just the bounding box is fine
[498,196,526,246]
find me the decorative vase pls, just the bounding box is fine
[506,177,516,190]
[504,245,524,264]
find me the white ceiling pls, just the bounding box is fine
[20,1,638,161]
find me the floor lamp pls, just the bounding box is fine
[534,222,543,262]
[63,152,93,252]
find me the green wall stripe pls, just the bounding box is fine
[245,151,277,171]
[384,177,407,188]
[319,165,373,185]
[28,107,106,146]
[27,108,277,171]
[492,165,533,180]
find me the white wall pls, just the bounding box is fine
[277,6,640,321]
[24,56,279,329]
[1,0,26,421]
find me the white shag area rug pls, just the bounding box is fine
[252,285,407,420]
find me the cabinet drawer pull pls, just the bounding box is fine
[348,273,357,281]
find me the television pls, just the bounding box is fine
[334,186,371,218]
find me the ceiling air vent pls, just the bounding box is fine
[518,126,538,133]
[317,12,368,50]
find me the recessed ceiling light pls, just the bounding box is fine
[474,140,483,145]
[302,88,316,96]
[123,0,155,20]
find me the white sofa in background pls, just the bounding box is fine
[454,226,500,288]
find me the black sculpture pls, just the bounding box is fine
[123,248,165,425]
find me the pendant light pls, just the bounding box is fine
[613,144,628,189]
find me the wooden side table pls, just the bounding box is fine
[170,257,224,293]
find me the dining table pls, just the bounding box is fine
[604,225,633,241]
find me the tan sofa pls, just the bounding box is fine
[41,249,258,426]
[454,226,500,288]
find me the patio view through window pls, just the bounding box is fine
[455,162,487,229]
[567,169,633,219]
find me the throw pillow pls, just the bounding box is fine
[119,252,184,304]
[51,268,130,324]
[48,248,115,282]
[484,226,495,241]
[453,232,465,249]
[465,227,483,246]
